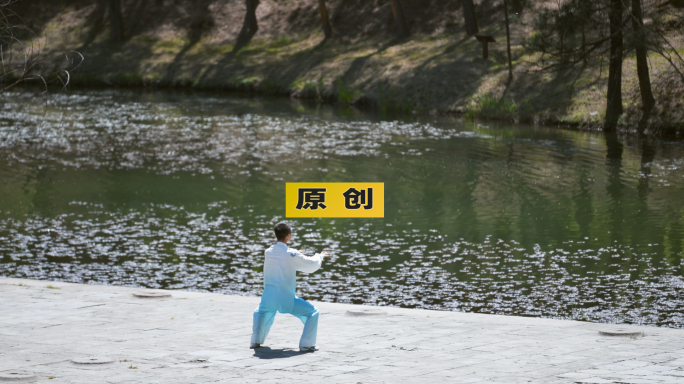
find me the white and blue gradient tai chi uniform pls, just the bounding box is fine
[251,242,324,349]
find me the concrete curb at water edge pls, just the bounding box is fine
[1,277,683,384]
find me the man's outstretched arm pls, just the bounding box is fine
[293,250,330,273]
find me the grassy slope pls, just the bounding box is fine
[16,0,684,133]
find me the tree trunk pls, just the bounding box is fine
[631,0,655,118]
[461,0,479,35]
[318,0,333,39]
[108,0,124,42]
[605,0,624,131]
[504,0,513,81]
[234,0,260,52]
[82,1,107,45]
[391,0,410,38]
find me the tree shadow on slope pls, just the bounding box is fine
[354,37,490,113]
[62,0,217,86]
[508,63,604,123]
[338,37,412,84]
[76,1,107,51]
[196,33,396,94]
[163,0,215,84]
[16,0,598,119]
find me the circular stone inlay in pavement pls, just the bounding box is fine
[132,292,172,299]
[345,308,387,317]
[0,371,36,381]
[598,329,642,337]
[71,357,115,365]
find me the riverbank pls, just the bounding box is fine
[1,277,684,383]
[13,0,684,134]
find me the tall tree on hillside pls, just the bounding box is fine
[318,0,333,39]
[604,0,624,131]
[462,0,479,35]
[391,0,410,38]
[526,0,628,130]
[526,0,683,132]
[631,0,655,122]
[234,0,260,52]
[107,0,124,42]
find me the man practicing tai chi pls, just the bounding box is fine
[250,222,330,352]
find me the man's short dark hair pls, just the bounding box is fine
[274,222,291,241]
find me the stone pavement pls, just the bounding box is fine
[1,278,684,384]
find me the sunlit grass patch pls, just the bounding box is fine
[466,94,518,120]
[192,43,234,56]
[130,34,157,46]
[291,77,326,99]
[266,35,296,51]
[235,76,261,86]
[153,36,190,53]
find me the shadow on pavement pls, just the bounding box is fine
[252,347,303,359]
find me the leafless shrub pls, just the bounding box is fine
[0,0,83,94]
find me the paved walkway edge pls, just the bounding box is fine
[1,277,683,384]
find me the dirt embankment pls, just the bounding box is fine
[10,0,684,133]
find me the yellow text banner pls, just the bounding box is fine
[286,183,384,218]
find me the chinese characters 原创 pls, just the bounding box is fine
[295,188,327,210]
[286,183,383,218]
[295,187,373,210]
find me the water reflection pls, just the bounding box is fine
[1,90,683,327]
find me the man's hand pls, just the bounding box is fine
[300,250,330,258]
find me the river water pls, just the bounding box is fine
[1,89,683,327]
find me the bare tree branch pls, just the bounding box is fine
[0,0,84,94]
